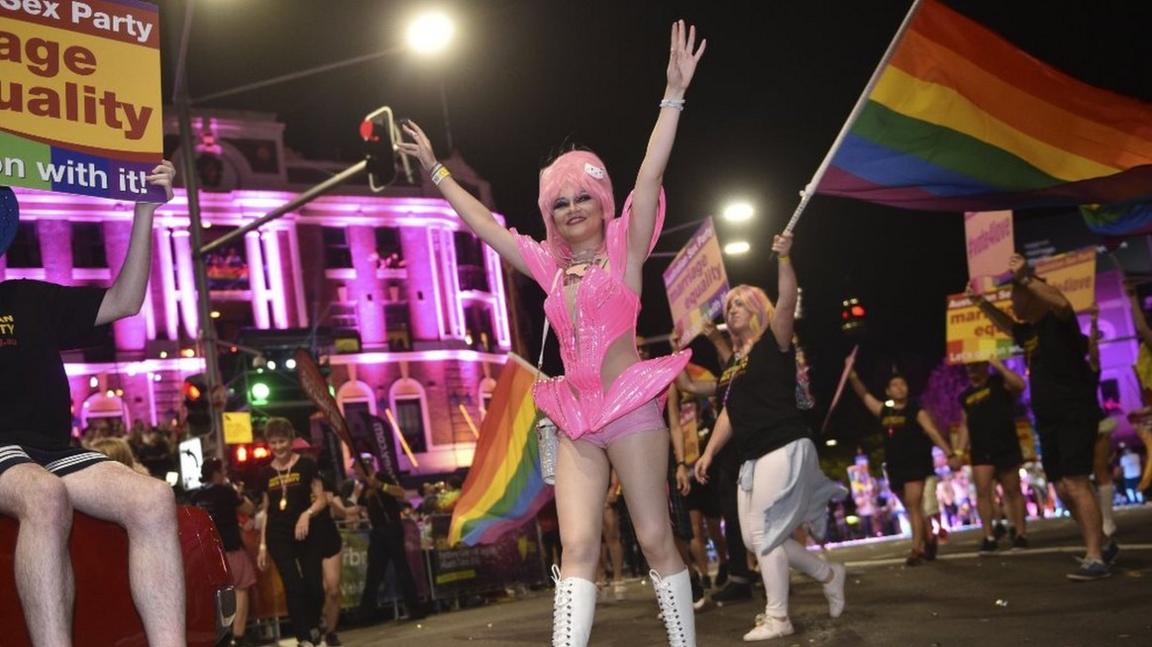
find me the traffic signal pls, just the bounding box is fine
[182,374,211,435]
[361,107,398,192]
[841,298,867,335]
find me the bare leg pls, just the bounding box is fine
[602,504,624,583]
[900,481,927,553]
[997,467,1027,536]
[0,464,74,647]
[322,552,342,634]
[972,465,997,537]
[607,429,683,576]
[1093,435,1117,536]
[555,436,611,581]
[61,462,185,646]
[232,588,249,641]
[1061,475,1105,561]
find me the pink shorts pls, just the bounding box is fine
[576,400,667,448]
[226,548,258,589]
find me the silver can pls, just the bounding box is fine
[536,417,558,485]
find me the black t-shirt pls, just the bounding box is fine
[717,337,810,463]
[1012,312,1096,416]
[880,402,934,472]
[0,280,106,449]
[257,455,320,538]
[959,373,1018,456]
[362,471,402,530]
[193,483,245,551]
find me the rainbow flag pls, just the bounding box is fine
[448,354,552,546]
[816,0,1152,227]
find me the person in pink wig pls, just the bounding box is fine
[400,20,705,647]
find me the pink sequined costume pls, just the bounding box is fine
[514,188,692,444]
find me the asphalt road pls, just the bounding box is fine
[312,506,1152,646]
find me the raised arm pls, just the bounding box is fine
[769,233,797,351]
[1010,253,1073,319]
[702,320,733,364]
[989,357,1026,393]
[847,369,884,418]
[398,121,530,276]
[967,287,1016,336]
[95,161,174,326]
[626,21,706,270]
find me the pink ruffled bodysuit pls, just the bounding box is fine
[514,190,692,445]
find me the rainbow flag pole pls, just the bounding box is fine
[782,0,927,235]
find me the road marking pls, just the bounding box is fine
[843,543,1152,568]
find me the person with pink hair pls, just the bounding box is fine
[400,20,705,647]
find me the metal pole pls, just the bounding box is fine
[782,0,926,235]
[172,1,225,457]
[201,160,367,255]
[190,48,403,104]
[439,79,454,152]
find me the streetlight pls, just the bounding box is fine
[724,240,751,256]
[406,10,456,55]
[721,201,755,223]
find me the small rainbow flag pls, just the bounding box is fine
[448,354,552,546]
[816,0,1152,223]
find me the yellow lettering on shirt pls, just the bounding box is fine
[0,313,15,346]
[965,387,991,407]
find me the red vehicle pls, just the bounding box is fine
[0,506,235,646]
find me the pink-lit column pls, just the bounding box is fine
[172,229,199,337]
[262,230,289,329]
[104,219,147,355]
[399,227,440,342]
[245,231,271,329]
[484,245,512,349]
[348,226,386,347]
[157,228,180,341]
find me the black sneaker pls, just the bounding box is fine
[324,632,343,646]
[1067,559,1111,581]
[993,522,1008,541]
[905,550,926,567]
[690,572,704,603]
[714,563,729,588]
[1102,538,1120,565]
[924,535,938,561]
[1010,535,1029,551]
[978,537,998,555]
[710,580,752,605]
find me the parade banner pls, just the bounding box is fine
[0,0,165,201]
[662,217,730,342]
[964,210,1013,291]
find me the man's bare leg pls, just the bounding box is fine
[61,462,185,646]
[0,463,74,646]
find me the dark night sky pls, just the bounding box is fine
[169,0,1152,453]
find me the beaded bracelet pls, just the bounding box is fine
[659,98,685,111]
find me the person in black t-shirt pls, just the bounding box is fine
[690,234,848,642]
[350,459,427,623]
[310,468,347,647]
[970,252,1115,581]
[956,359,1029,554]
[195,457,257,646]
[0,163,188,646]
[847,371,960,566]
[255,418,327,646]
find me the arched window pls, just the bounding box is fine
[388,378,430,454]
[81,392,129,432]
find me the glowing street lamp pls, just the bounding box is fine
[721,201,755,223]
[406,11,456,55]
[723,240,751,256]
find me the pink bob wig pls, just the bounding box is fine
[723,284,774,343]
[537,150,615,261]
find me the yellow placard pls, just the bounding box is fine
[223,411,253,445]
[945,288,1018,364]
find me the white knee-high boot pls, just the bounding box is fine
[651,569,697,647]
[552,565,597,647]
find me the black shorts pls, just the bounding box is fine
[684,477,721,518]
[970,444,1023,471]
[1036,409,1097,482]
[312,517,343,559]
[667,463,692,541]
[0,444,109,480]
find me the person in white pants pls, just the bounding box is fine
[692,235,849,642]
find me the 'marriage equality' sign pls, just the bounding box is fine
[662,218,729,343]
[0,0,164,201]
